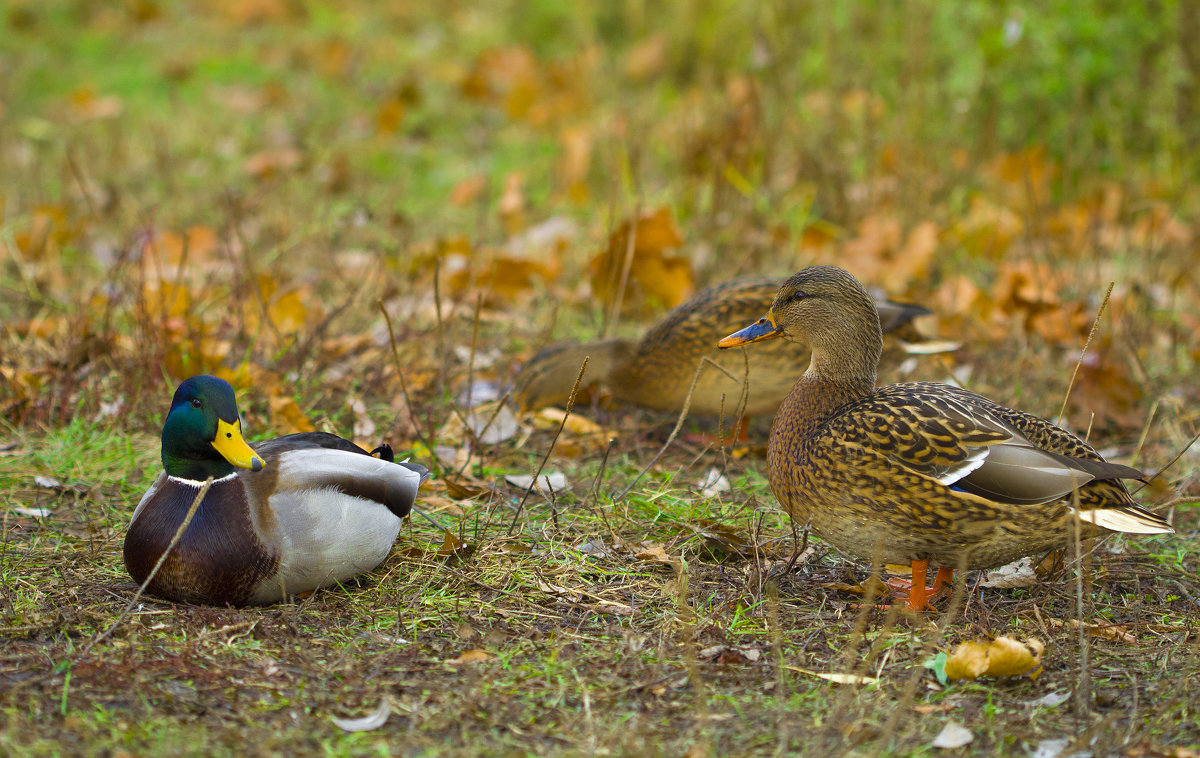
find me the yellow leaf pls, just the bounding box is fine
[535,408,605,436]
[943,641,990,681]
[945,636,1043,681]
[269,290,308,333]
[588,207,693,312]
[375,97,405,135]
[447,649,492,665]
[269,394,314,434]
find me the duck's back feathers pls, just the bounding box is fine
[250,433,428,518]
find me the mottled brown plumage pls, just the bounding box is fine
[719,266,1172,609]
[513,278,931,418]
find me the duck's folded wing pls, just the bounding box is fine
[828,384,1141,506]
[264,445,428,518]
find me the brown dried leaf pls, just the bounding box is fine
[634,544,676,566]
[437,529,464,556]
[444,478,488,500]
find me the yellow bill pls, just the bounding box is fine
[211,418,265,471]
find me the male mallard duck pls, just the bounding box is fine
[719,266,1172,610]
[124,375,428,606]
[513,278,933,421]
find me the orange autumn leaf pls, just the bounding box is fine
[450,174,486,206]
[588,206,693,311]
[269,393,314,434]
[244,148,303,179]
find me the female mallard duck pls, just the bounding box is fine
[513,278,933,420]
[124,375,428,607]
[719,266,1173,610]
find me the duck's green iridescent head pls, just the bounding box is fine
[161,375,264,480]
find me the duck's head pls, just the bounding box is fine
[161,375,265,481]
[718,266,882,385]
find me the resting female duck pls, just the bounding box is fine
[513,277,932,419]
[719,266,1172,610]
[124,375,427,606]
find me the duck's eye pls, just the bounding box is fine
[190,398,202,409]
[791,289,808,302]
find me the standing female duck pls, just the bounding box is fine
[719,266,1172,610]
[125,375,428,606]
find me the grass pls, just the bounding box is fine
[3,0,1200,755]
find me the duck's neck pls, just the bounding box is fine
[768,337,880,462]
[804,316,882,391]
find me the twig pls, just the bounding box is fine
[1130,397,1160,468]
[82,476,214,656]
[601,201,640,339]
[612,356,720,502]
[1071,485,1092,722]
[506,357,589,536]
[377,299,440,476]
[1131,426,1200,495]
[1057,282,1113,426]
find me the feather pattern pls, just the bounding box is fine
[721,267,1173,576]
[125,378,428,607]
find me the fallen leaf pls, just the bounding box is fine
[243,148,303,179]
[980,557,1039,588]
[504,472,569,495]
[943,641,990,681]
[932,720,974,749]
[944,636,1043,681]
[450,174,487,206]
[269,394,315,434]
[782,666,879,685]
[696,468,730,499]
[1031,738,1072,758]
[587,206,693,312]
[466,402,520,444]
[331,700,390,732]
[1049,618,1137,645]
[634,543,678,567]
[535,408,605,436]
[437,529,464,556]
[15,506,52,518]
[1027,691,1071,708]
[444,478,488,500]
[448,649,492,665]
